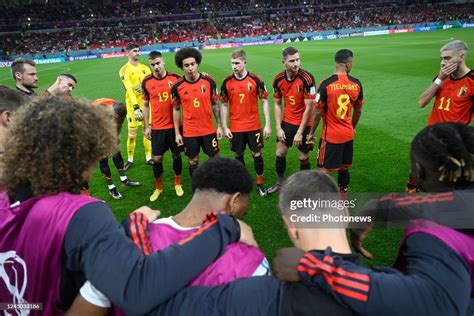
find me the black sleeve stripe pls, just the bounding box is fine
[300,69,315,88]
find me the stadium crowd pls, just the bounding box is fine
[0,1,472,57]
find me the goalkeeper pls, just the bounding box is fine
[119,43,153,170]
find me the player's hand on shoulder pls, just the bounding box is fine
[273,247,305,282]
[223,127,233,139]
[134,206,161,223]
[237,219,258,248]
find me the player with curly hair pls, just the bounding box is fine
[0,96,253,315]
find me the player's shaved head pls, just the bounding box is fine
[279,170,341,216]
[175,47,202,69]
[335,49,353,64]
[148,51,163,60]
[440,40,468,54]
[59,73,77,83]
[231,49,247,61]
[282,47,299,60]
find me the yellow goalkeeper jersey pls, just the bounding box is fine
[119,62,151,106]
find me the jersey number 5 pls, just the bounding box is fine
[336,94,350,119]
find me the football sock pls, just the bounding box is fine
[338,169,350,187]
[99,158,112,178]
[143,136,152,161]
[189,164,198,178]
[112,152,125,170]
[154,177,163,190]
[153,161,163,179]
[173,156,182,176]
[254,155,264,176]
[299,158,310,170]
[276,156,286,177]
[127,134,136,162]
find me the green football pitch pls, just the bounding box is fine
[1,28,472,266]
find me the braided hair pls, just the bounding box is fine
[412,123,474,188]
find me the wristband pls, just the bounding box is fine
[229,215,241,242]
[434,78,442,86]
[133,104,140,110]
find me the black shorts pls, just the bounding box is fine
[183,133,219,158]
[317,139,353,170]
[231,129,264,154]
[151,128,184,156]
[279,121,313,153]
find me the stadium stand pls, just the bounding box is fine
[0,1,472,58]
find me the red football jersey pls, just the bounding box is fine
[316,74,364,144]
[273,69,316,126]
[171,74,218,137]
[142,72,181,130]
[427,70,473,126]
[220,72,268,132]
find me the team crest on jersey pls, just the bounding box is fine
[142,70,146,74]
[168,81,173,88]
[201,85,206,94]
[458,86,468,97]
[296,85,301,92]
[247,82,253,91]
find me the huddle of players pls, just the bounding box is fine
[125,43,366,203]
[12,39,471,201]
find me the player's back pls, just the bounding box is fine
[317,74,364,144]
[148,217,268,286]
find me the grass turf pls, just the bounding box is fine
[1,28,472,267]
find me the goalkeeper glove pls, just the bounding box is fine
[133,104,143,121]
